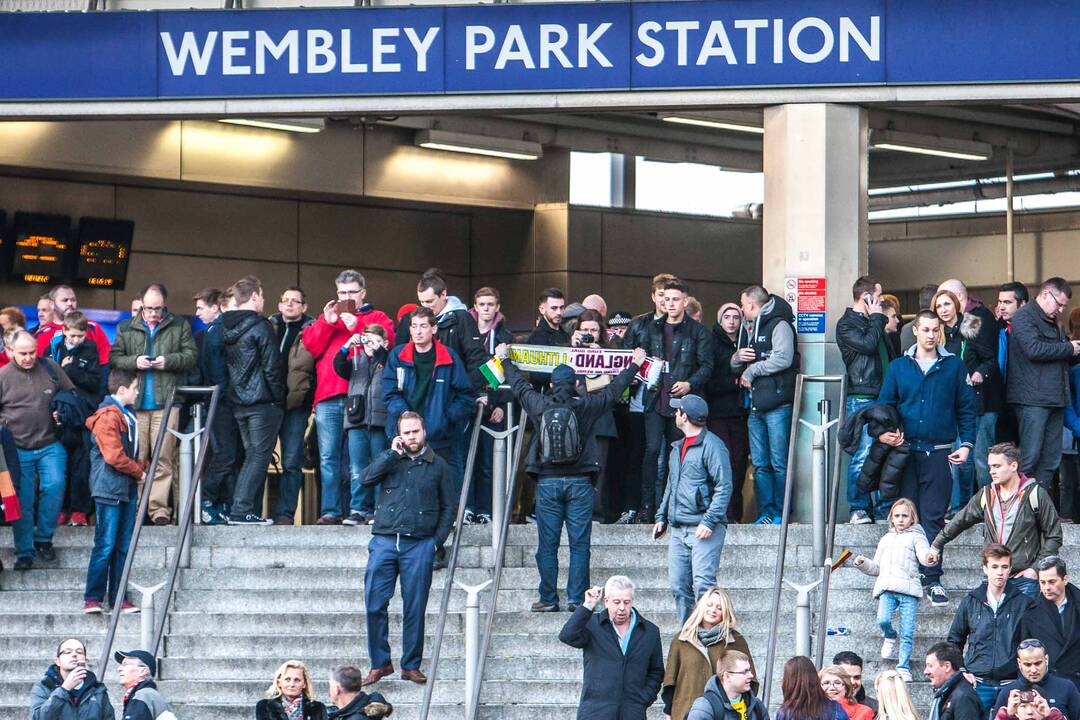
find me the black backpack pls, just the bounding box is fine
[538,403,582,465]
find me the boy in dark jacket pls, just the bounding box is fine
[220,276,285,526]
[499,344,644,612]
[333,324,390,526]
[359,411,455,687]
[83,369,143,614]
[687,649,769,720]
[707,303,749,523]
[948,545,1038,711]
[53,312,103,528]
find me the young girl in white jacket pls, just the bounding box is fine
[853,498,933,683]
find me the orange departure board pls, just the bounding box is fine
[75,218,134,290]
[11,212,72,284]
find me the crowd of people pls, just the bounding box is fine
[7,267,1080,719]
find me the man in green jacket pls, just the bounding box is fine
[929,441,1062,599]
[109,283,197,525]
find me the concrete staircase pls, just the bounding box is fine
[0,522,1058,719]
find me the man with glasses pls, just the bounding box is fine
[109,283,197,525]
[1023,557,1080,692]
[30,638,113,720]
[686,650,767,720]
[992,638,1080,720]
[1008,277,1080,489]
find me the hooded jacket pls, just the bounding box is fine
[856,524,934,598]
[31,665,114,720]
[877,344,976,450]
[1021,582,1080,682]
[559,604,665,720]
[86,397,142,504]
[1007,300,1073,408]
[221,310,286,407]
[268,313,317,411]
[731,294,799,413]
[505,360,638,479]
[51,338,103,407]
[932,475,1062,572]
[471,308,515,410]
[326,690,392,720]
[839,403,909,498]
[302,303,395,406]
[362,444,455,546]
[37,320,111,365]
[637,314,714,413]
[686,677,769,720]
[381,340,474,449]
[657,430,732,530]
[706,320,745,419]
[433,295,489,386]
[948,580,1038,682]
[333,344,388,430]
[109,312,197,410]
[836,307,890,397]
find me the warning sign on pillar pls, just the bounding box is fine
[784,277,827,334]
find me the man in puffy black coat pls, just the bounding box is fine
[221,276,285,525]
[840,403,909,500]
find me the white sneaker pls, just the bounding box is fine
[897,668,913,682]
[850,510,873,525]
[881,637,898,660]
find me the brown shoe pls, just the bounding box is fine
[401,669,427,684]
[151,515,171,526]
[273,517,293,526]
[315,514,341,525]
[361,664,394,686]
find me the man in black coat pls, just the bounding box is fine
[1023,557,1080,691]
[707,303,749,523]
[220,276,286,526]
[559,575,665,720]
[925,642,984,720]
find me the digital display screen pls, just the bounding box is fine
[75,218,134,290]
[11,212,72,284]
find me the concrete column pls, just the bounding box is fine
[762,103,868,521]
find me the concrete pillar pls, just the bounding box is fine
[762,104,868,521]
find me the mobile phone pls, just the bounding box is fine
[1019,691,1035,704]
[334,299,358,316]
[863,293,874,307]
[652,523,665,540]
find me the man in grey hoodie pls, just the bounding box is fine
[731,286,799,526]
[687,649,769,720]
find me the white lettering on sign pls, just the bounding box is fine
[466,22,611,70]
[159,27,440,76]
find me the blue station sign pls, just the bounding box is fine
[1,0,1078,101]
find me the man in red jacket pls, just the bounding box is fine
[302,270,394,524]
[36,285,111,365]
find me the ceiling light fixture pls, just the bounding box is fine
[870,129,992,161]
[219,118,325,134]
[415,129,542,160]
[660,115,764,134]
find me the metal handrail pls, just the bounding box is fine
[419,404,486,720]
[761,374,847,705]
[96,386,219,674]
[815,382,848,670]
[466,404,528,720]
[96,388,179,673]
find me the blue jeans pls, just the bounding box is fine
[976,682,1005,713]
[668,523,727,623]
[470,428,495,516]
[275,407,309,521]
[534,476,593,606]
[846,396,876,515]
[84,486,137,605]
[877,591,919,670]
[974,412,998,488]
[315,398,346,518]
[1012,575,1040,599]
[13,442,67,558]
[748,404,793,519]
[950,435,976,514]
[364,533,436,671]
[348,427,386,515]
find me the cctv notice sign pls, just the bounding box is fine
[784,276,827,334]
[5,0,1080,101]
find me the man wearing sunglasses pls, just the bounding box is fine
[1007,277,1080,490]
[992,638,1080,720]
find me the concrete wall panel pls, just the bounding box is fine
[0,121,181,180]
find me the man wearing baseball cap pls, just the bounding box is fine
[114,650,176,720]
[653,394,733,623]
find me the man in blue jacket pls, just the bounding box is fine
[653,394,732,623]
[878,309,976,607]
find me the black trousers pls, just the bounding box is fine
[900,448,951,586]
[708,416,750,523]
[642,411,680,514]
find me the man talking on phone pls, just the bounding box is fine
[358,411,455,688]
[31,637,113,720]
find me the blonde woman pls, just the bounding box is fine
[661,587,756,720]
[256,660,327,720]
[820,665,874,720]
[875,670,921,720]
